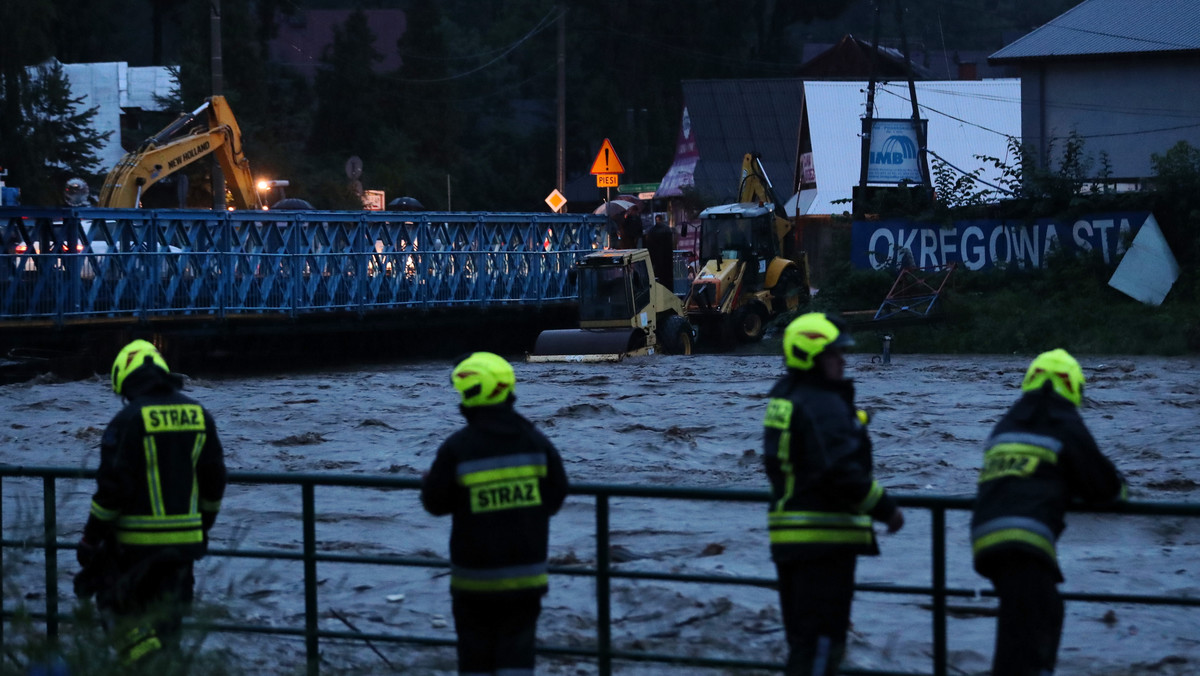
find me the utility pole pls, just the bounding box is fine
[556,4,566,210]
[895,0,932,204]
[856,1,883,220]
[855,0,931,218]
[210,0,226,211]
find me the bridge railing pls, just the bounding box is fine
[0,250,587,320]
[2,465,1197,675]
[1,208,615,323]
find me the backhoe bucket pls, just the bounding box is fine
[527,328,646,363]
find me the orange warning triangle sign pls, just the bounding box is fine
[589,138,625,175]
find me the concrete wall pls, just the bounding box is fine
[57,61,177,172]
[1020,55,1200,181]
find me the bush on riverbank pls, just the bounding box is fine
[804,140,1200,356]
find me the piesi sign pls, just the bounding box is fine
[851,212,1154,271]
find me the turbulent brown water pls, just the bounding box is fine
[3,352,1198,674]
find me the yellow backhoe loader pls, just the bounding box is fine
[684,152,810,346]
[98,96,261,210]
[528,249,694,362]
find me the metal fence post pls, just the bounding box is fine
[218,213,230,320]
[3,467,1199,675]
[596,494,611,676]
[1,478,5,649]
[302,482,319,676]
[932,506,947,676]
[42,477,59,639]
[356,213,367,316]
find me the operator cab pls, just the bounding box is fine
[574,251,651,323]
[696,203,777,263]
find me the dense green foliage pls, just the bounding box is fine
[809,250,1198,356]
[2,0,1083,209]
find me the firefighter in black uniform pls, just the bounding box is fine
[422,352,569,676]
[971,348,1126,676]
[76,339,227,664]
[644,214,675,291]
[763,313,905,676]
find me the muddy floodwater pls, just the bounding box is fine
[2,353,1198,674]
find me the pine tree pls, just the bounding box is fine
[303,9,399,209]
[309,9,385,160]
[0,0,55,202]
[389,0,463,208]
[23,61,112,204]
[8,60,110,205]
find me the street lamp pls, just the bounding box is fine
[257,179,289,208]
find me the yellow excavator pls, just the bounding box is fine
[527,249,694,362]
[98,95,261,209]
[684,152,810,346]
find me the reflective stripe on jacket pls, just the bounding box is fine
[89,392,226,556]
[450,561,550,593]
[422,405,568,599]
[763,373,897,562]
[970,388,1125,581]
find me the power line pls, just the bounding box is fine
[877,85,1200,143]
[399,13,559,63]
[925,148,1017,196]
[588,30,800,74]
[389,62,558,106]
[1036,21,1199,51]
[892,84,1200,120]
[875,87,1016,138]
[389,7,564,84]
[1049,121,1200,140]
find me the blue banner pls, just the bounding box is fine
[851,212,1152,271]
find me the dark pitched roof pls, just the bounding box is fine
[990,0,1200,63]
[799,36,1016,84]
[679,79,804,203]
[799,35,935,79]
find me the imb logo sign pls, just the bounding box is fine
[850,212,1153,271]
[867,119,925,184]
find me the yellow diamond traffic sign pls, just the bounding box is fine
[545,189,567,213]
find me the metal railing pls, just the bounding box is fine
[0,208,609,323]
[2,465,1197,675]
[1,208,697,325]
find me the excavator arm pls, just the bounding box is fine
[98,96,261,210]
[736,152,793,256]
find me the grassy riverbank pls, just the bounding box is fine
[807,253,1200,357]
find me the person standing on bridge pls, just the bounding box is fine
[74,339,227,665]
[620,206,644,249]
[762,313,904,676]
[971,348,1126,676]
[644,214,675,292]
[422,352,568,675]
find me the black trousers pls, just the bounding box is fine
[775,554,857,676]
[452,594,541,676]
[97,551,195,664]
[989,555,1063,676]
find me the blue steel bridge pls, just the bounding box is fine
[0,207,620,371]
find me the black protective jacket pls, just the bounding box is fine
[422,401,568,599]
[84,380,226,561]
[971,385,1126,581]
[763,371,898,563]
